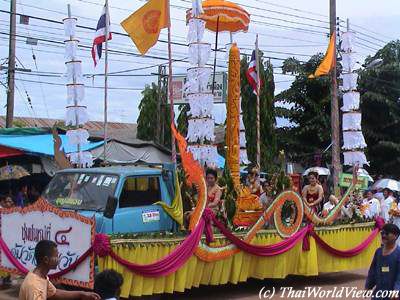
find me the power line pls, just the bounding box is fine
[13,0,330,38]
[9,0,394,54]
[248,0,328,19]
[14,78,145,91]
[79,0,325,34]
[0,5,332,46]
[14,82,37,120]
[2,24,316,61]
[17,0,50,118]
[0,25,313,65]
[341,19,398,42]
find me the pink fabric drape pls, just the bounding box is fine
[204,209,310,256]
[108,219,205,277]
[0,214,383,279]
[309,217,384,257]
[0,236,92,279]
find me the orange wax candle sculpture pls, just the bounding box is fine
[226,43,241,190]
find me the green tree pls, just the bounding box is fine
[177,104,189,137]
[275,54,331,164]
[240,54,277,172]
[136,83,171,147]
[358,40,400,177]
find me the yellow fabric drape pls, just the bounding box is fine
[99,224,379,297]
[309,34,335,78]
[154,172,183,226]
[121,0,170,55]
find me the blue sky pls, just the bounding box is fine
[0,0,399,126]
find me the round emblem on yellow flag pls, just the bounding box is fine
[142,10,161,34]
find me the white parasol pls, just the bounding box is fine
[371,179,400,192]
[303,167,331,176]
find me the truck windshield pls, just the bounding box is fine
[43,172,119,211]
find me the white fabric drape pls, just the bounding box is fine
[341,53,357,72]
[65,61,83,83]
[65,106,89,126]
[240,131,247,148]
[63,17,77,37]
[188,43,211,67]
[191,0,204,17]
[341,73,358,91]
[187,145,217,167]
[187,118,215,142]
[342,131,367,150]
[65,40,79,61]
[341,32,355,52]
[343,113,362,131]
[67,84,85,105]
[187,93,213,117]
[66,128,89,145]
[185,67,212,94]
[343,151,369,166]
[187,19,206,44]
[240,149,250,165]
[68,151,94,168]
[342,91,360,111]
[240,115,245,130]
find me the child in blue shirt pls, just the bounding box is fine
[366,223,400,300]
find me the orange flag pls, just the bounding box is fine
[121,0,170,55]
[309,34,335,78]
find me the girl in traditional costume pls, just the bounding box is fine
[302,171,324,212]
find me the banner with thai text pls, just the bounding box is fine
[0,198,95,288]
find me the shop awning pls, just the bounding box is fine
[0,145,25,158]
[0,134,103,157]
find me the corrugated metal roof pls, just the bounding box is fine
[0,116,136,132]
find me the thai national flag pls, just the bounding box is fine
[91,5,112,67]
[246,50,260,95]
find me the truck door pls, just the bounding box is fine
[113,176,171,233]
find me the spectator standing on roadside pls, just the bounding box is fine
[0,195,15,287]
[381,189,395,222]
[365,224,400,300]
[19,240,100,300]
[94,270,124,300]
[15,184,28,207]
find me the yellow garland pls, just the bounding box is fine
[226,43,241,190]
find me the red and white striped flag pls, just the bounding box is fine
[91,5,112,66]
[246,50,260,95]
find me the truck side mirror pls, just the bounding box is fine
[104,196,118,219]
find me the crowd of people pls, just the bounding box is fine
[198,166,400,231]
[0,182,41,209]
[302,171,400,226]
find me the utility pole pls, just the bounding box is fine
[156,65,162,144]
[158,65,167,146]
[330,0,341,194]
[6,0,16,128]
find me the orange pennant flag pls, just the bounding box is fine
[309,34,335,78]
[121,0,170,55]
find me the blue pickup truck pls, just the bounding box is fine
[42,164,177,234]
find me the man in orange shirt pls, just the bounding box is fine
[19,240,100,300]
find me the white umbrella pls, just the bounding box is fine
[346,167,374,182]
[371,179,400,192]
[303,167,330,176]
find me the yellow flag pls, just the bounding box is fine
[121,0,170,55]
[309,34,335,78]
[154,172,183,226]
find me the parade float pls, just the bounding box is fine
[0,0,382,298]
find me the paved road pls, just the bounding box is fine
[0,269,368,300]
